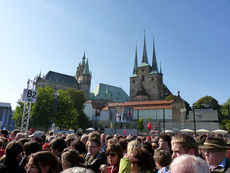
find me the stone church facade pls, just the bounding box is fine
[35,52,92,99]
[130,35,171,101]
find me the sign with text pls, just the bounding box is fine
[22,89,37,103]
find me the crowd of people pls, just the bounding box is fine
[0,128,229,173]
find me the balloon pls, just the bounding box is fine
[147,122,152,131]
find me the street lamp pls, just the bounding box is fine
[192,107,197,137]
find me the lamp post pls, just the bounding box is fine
[163,109,165,134]
[137,109,139,136]
[192,107,197,137]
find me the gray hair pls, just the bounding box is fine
[61,166,94,173]
[170,154,210,173]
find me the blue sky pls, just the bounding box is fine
[0,0,229,110]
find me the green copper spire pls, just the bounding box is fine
[83,58,90,75]
[82,52,86,65]
[139,31,149,68]
[132,44,138,75]
[151,37,159,74]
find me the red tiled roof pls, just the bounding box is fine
[107,100,173,110]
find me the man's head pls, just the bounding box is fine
[199,137,229,167]
[170,154,210,173]
[50,137,67,157]
[87,137,101,157]
[171,134,198,159]
[153,149,172,170]
[158,134,171,151]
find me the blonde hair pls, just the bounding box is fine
[127,140,142,155]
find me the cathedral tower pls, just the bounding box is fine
[75,52,92,100]
[130,34,170,101]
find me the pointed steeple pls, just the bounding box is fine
[151,37,159,74]
[160,62,163,74]
[82,52,86,65]
[132,43,138,75]
[83,59,90,75]
[141,31,148,64]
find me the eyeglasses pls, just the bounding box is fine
[107,153,117,157]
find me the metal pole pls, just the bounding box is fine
[163,109,165,134]
[192,107,197,137]
[137,109,139,136]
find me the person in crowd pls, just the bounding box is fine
[26,151,59,173]
[20,141,41,168]
[196,134,207,159]
[15,133,28,141]
[119,140,142,173]
[170,154,210,173]
[29,131,46,148]
[71,139,87,156]
[0,141,25,173]
[158,134,171,152]
[11,129,20,141]
[61,166,94,173]
[85,137,107,173]
[101,133,107,151]
[171,134,198,159]
[65,134,78,148]
[102,143,123,173]
[119,138,127,155]
[153,149,171,173]
[199,137,230,173]
[0,138,6,158]
[50,137,67,172]
[81,134,89,145]
[61,149,85,171]
[50,137,67,159]
[129,148,154,173]
[0,130,8,139]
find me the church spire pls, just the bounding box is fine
[82,51,86,65]
[132,43,138,75]
[83,59,90,75]
[160,62,163,74]
[151,37,159,74]
[141,30,148,64]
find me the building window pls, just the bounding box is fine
[142,69,144,72]
[141,76,145,81]
[152,77,154,81]
[133,79,135,84]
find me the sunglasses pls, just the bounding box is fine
[107,153,117,157]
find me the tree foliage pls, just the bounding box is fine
[137,118,144,131]
[219,98,230,132]
[54,88,89,130]
[193,96,220,110]
[30,87,55,131]
[12,100,24,128]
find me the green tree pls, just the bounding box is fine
[193,96,220,110]
[54,89,72,129]
[12,100,24,127]
[30,87,55,131]
[66,88,89,130]
[219,98,230,132]
[137,118,144,131]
